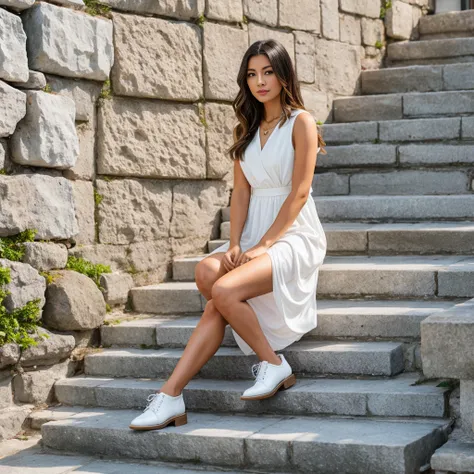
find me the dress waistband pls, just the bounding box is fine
[251,185,313,197]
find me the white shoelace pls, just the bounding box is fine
[251,361,268,383]
[144,392,164,415]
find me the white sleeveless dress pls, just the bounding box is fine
[208,109,327,355]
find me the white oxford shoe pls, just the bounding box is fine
[240,354,296,401]
[129,391,187,431]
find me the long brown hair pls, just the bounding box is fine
[226,39,326,162]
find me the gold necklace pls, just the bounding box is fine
[263,112,283,123]
[261,112,284,135]
[262,123,279,135]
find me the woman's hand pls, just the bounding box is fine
[235,244,269,267]
[222,244,242,272]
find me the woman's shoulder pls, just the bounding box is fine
[290,109,315,129]
[290,109,320,151]
[289,109,315,129]
[291,108,312,119]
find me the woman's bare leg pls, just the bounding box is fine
[159,253,228,396]
[159,299,227,396]
[194,253,227,301]
[211,253,281,365]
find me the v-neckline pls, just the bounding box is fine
[258,117,283,153]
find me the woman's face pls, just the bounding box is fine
[246,54,282,103]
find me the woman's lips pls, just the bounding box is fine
[257,90,269,95]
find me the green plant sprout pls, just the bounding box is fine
[94,189,103,207]
[84,0,111,17]
[65,255,111,288]
[0,266,44,350]
[196,14,205,28]
[100,78,112,99]
[380,1,392,19]
[39,271,62,285]
[0,229,37,262]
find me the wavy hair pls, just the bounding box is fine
[226,39,326,162]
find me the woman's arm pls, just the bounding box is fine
[257,112,319,249]
[229,158,251,248]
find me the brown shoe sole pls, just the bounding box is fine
[129,412,187,431]
[240,374,296,401]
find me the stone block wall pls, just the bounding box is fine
[0,0,114,440]
[422,298,474,435]
[384,0,434,41]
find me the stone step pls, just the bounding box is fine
[317,144,474,171]
[317,255,474,298]
[0,405,33,441]
[419,10,474,40]
[361,64,474,95]
[333,90,474,123]
[323,222,474,255]
[27,406,90,431]
[168,254,474,298]
[313,195,474,222]
[102,300,457,345]
[430,438,474,473]
[208,238,227,252]
[54,373,449,418]
[314,143,474,196]
[322,117,473,144]
[1,446,236,474]
[313,169,472,196]
[84,340,405,378]
[387,38,474,67]
[40,407,451,474]
[218,221,474,255]
[131,281,206,314]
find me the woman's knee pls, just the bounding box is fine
[211,280,235,313]
[201,300,225,323]
[195,260,217,293]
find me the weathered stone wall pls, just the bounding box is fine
[0,0,114,439]
[384,0,434,41]
[422,298,474,434]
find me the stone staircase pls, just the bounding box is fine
[388,9,474,66]
[35,10,474,474]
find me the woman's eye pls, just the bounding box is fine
[247,71,273,77]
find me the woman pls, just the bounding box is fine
[129,39,327,431]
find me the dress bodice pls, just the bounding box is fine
[240,109,311,191]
